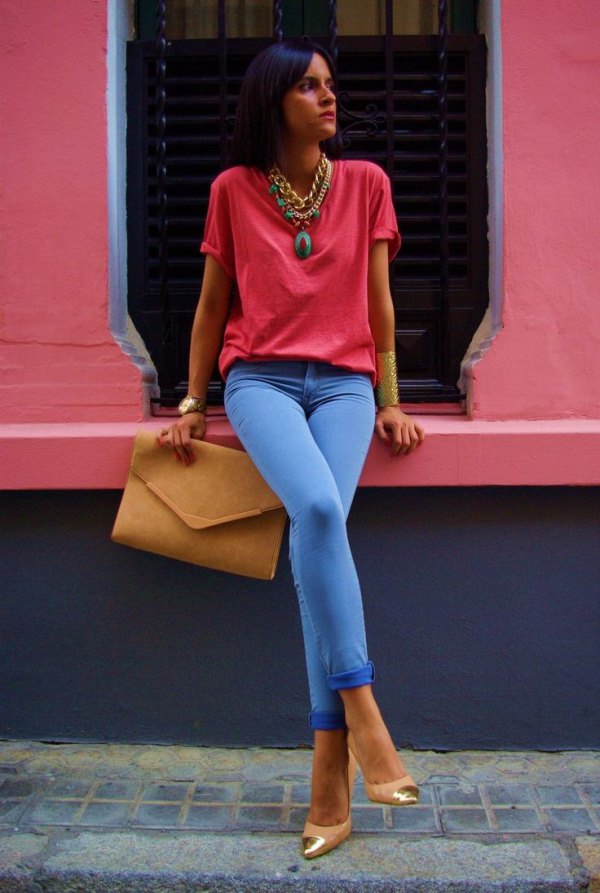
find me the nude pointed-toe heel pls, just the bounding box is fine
[302,749,357,859]
[302,814,351,859]
[347,731,419,806]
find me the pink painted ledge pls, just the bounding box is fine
[1,416,599,489]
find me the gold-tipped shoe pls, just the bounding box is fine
[302,815,351,859]
[347,731,419,806]
[302,749,356,859]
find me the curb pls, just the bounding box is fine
[0,828,587,893]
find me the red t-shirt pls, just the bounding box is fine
[200,159,400,384]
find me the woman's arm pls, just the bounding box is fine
[157,255,233,463]
[368,240,425,456]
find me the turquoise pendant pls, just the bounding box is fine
[294,230,312,259]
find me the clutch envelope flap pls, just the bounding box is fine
[130,430,283,530]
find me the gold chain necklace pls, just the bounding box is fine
[268,154,333,259]
[272,154,329,210]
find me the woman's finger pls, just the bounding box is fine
[392,422,421,456]
[377,410,425,458]
[156,428,173,447]
[179,428,197,464]
[406,423,425,453]
[405,425,418,454]
[170,426,191,465]
[374,417,391,443]
[393,422,409,456]
[157,424,189,462]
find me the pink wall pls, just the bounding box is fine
[471,0,600,420]
[0,1,598,487]
[0,1,142,422]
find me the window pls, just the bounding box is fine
[127,0,487,407]
[137,0,479,39]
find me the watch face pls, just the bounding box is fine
[179,396,205,414]
[179,396,195,414]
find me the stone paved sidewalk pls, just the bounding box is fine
[2,741,599,836]
[0,741,599,891]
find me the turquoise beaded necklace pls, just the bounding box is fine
[268,155,333,259]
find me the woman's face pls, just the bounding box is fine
[280,53,336,147]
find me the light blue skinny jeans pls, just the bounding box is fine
[224,360,376,730]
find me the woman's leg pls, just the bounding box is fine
[304,367,415,790]
[225,361,406,819]
[292,371,377,733]
[225,362,375,709]
[339,686,412,784]
[308,728,350,825]
[296,366,378,825]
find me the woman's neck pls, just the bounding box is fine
[279,145,322,198]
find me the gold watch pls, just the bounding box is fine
[178,395,207,415]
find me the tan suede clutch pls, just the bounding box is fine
[111,430,287,580]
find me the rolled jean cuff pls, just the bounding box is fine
[309,710,347,730]
[327,660,375,691]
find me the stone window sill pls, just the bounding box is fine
[1,415,599,489]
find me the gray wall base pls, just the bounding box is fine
[1,487,598,749]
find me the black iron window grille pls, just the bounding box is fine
[127,0,488,409]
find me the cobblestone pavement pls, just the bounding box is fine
[1,741,599,836]
[0,741,598,891]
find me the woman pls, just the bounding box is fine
[159,39,425,858]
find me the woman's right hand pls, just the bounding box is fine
[156,411,207,465]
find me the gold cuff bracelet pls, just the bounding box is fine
[375,351,400,407]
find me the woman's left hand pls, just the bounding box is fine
[375,405,425,456]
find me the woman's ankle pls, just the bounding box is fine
[339,690,408,784]
[339,684,383,730]
[308,729,351,825]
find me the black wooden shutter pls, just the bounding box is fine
[126,34,487,406]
